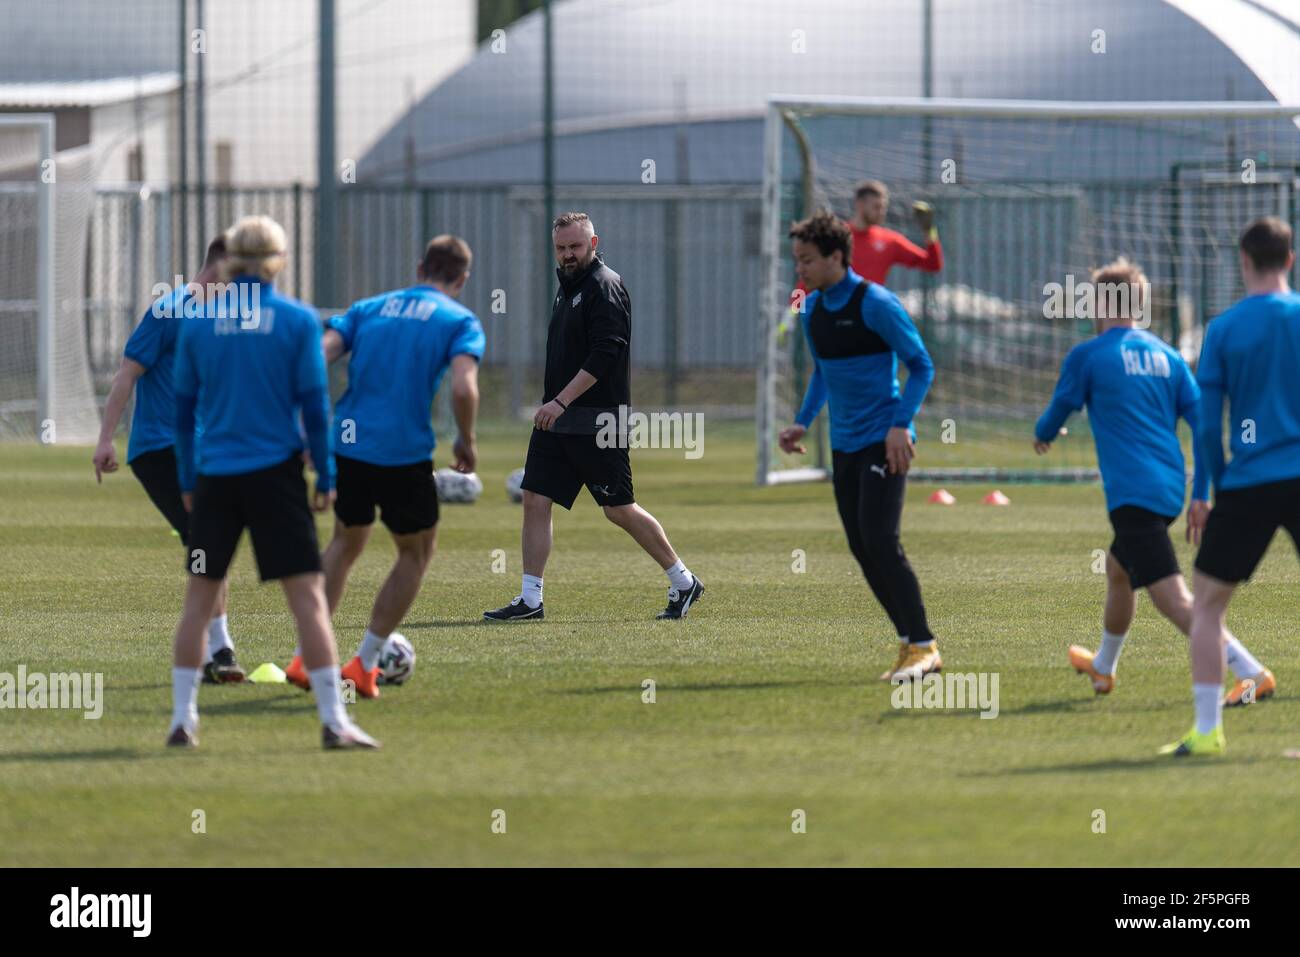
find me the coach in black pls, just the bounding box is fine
[485,212,703,622]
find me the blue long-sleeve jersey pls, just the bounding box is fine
[173,276,333,493]
[1035,326,1207,516]
[1196,290,1300,493]
[794,269,934,452]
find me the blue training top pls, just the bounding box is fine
[794,269,935,453]
[1196,291,1300,493]
[1035,326,1208,516]
[173,276,333,492]
[327,284,485,466]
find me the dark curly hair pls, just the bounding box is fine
[788,210,852,268]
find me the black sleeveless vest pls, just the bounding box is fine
[808,281,889,359]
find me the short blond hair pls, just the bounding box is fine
[1090,256,1149,320]
[221,215,287,282]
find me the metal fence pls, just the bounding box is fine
[84,175,1299,431]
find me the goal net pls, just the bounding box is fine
[0,114,100,444]
[757,97,1300,485]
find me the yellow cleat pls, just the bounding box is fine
[1158,725,1226,757]
[879,639,910,682]
[1068,644,1115,695]
[1224,669,1276,707]
[889,642,942,682]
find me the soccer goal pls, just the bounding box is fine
[757,97,1300,486]
[0,113,100,444]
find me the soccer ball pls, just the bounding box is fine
[377,633,415,685]
[505,467,525,503]
[435,467,483,503]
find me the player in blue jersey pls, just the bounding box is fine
[282,235,484,699]
[1164,217,1299,757]
[777,211,940,683]
[1034,258,1272,711]
[167,215,377,750]
[92,235,246,684]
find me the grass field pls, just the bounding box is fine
[1,422,1297,867]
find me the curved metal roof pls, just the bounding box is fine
[362,0,1299,183]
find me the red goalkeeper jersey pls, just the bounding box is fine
[789,221,943,308]
[850,223,943,284]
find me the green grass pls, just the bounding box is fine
[1,423,1297,866]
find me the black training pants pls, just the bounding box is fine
[831,443,934,644]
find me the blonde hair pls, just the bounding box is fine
[1090,256,1149,320]
[221,215,287,282]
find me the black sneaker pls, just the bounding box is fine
[203,647,246,684]
[483,597,545,622]
[656,577,704,620]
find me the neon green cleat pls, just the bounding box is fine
[1158,726,1226,757]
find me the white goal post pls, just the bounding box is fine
[756,96,1300,486]
[0,112,101,444]
[0,114,55,437]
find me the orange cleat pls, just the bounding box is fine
[341,655,381,700]
[285,655,311,691]
[1224,669,1276,707]
[1068,644,1115,695]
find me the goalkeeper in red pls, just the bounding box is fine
[779,211,940,682]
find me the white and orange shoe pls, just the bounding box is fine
[1068,645,1115,695]
[340,655,381,700]
[1224,669,1276,707]
[285,655,311,691]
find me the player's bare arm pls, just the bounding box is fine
[322,327,347,363]
[1186,498,1210,545]
[450,353,480,473]
[93,357,147,482]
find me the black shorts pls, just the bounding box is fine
[334,454,439,534]
[187,454,321,581]
[129,447,189,543]
[1108,506,1179,588]
[1195,477,1300,583]
[521,427,634,510]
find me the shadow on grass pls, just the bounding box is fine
[875,697,1180,720]
[960,755,1261,776]
[197,693,314,717]
[0,747,143,763]
[558,679,857,695]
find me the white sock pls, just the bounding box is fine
[1223,632,1264,680]
[665,560,694,592]
[308,665,348,729]
[521,574,543,609]
[1092,629,1127,675]
[171,666,201,731]
[206,615,233,662]
[1194,682,1223,734]
[911,638,933,648]
[358,629,387,671]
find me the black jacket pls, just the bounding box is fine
[544,254,631,433]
